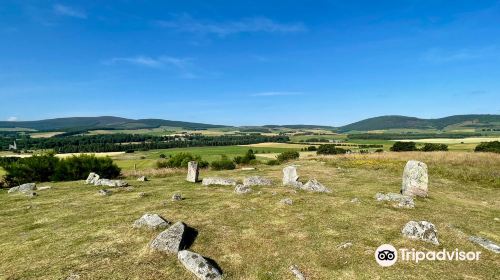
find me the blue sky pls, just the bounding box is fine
[1,0,499,126]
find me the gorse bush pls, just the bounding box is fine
[420,143,448,152]
[474,141,500,153]
[156,152,208,169]
[211,155,236,170]
[276,151,300,162]
[0,153,120,187]
[317,144,349,155]
[390,141,417,152]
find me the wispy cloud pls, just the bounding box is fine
[105,55,198,78]
[421,47,497,63]
[155,14,306,37]
[53,4,86,19]
[251,91,303,97]
[7,116,18,121]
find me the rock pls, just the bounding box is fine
[338,242,353,249]
[234,184,252,194]
[283,166,299,186]
[350,198,360,203]
[138,192,147,198]
[133,214,169,230]
[178,250,222,280]
[8,183,36,193]
[243,176,272,186]
[186,161,199,183]
[469,236,500,253]
[289,265,306,280]
[150,221,186,254]
[202,177,236,186]
[302,179,331,193]
[94,179,128,187]
[172,193,183,201]
[402,221,439,245]
[241,167,256,171]
[85,172,100,185]
[280,198,293,205]
[494,217,499,222]
[37,186,52,191]
[137,176,148,182]
[401,160,428,197]
[98,189,111,196]
[375,192,415,208]
[66,274,80,280]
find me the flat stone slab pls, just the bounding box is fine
[202,177,236,186]
[469,236,500,253]
[243,176,272,186]
[178,250,222,280]
[150,221,186,254]
[375,192,415,208]
[8,183,36,193]
[94,179,128,187]
[133,214,169,230]
[402,220,439,245]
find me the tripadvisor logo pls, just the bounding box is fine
[375,244,481,267]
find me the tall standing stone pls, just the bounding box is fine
[186,161,199,183]
[283,166,299,186]
[401,160,428,197]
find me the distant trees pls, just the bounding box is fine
[276,151,300,162]
[420,143,448,152]
[233,149,256,165]
[390,142,418,152]
[475,141,500,153]
[317,144,349,155]
[0,153,121,187]
[156,153,208,168]
[211,155,236,170]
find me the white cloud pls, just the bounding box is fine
[251,91,303,97]
[155,15,306,37]
[105,55,198,78]
[53,4,87,19]
[7,116,18,121]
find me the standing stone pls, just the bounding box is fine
[85,173,100,185]
[186,161,199,183]
[133,214,169,230]
[401,160,428,197]
[283,166,299,186]
[402,221,439,245]
[150,221,186,254]
[178,250,222,280]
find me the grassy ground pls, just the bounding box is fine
[0,152,498,279]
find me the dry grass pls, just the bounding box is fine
[121,168,185,178]
[0,152,499,279]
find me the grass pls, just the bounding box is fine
[0,152,499,279]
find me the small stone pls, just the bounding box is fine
[172,193,183,201]
[202,177,236,186]
[178,250,222,280]
[494,217,499,221]
[133,214,169,230]
[137,176,148,182]
[243,176,272,186]
[469,236,500,253]
[289,265,305,280]
[27,192,38,198]
[138,192,147,198]
[271,191,277,196]
[98,189,111,196]
[150,221,186,254]
[375,192,414,208]
[402,221,439,245]
[280,198,293,205]
[350,198,360,203]
[338,242,353,249]
[401,160,428,197]
[241,167,256,171]
[302,179,331,193]
[37,186,52,191]
[234,184,252,194]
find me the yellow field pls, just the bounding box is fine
[0,152,126,158]
[395,137,500,144]
[30,132,64,138]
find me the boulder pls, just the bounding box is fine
[178,250,222,280]
[202,177,236,186]
[289,265,305,280]
[402,160,428,197]
[280,198,293,205]
[137,176,148,182]
[375,192,415,208]
[243,176,272,186]
[283,166,299,186]
[150,221,186,254]
[234,184,252,194]
[85,173,100,185]
[302,179,331,193]
[94,179,128,187]
[172,193,183,201]
[469,236,500,253]
[186,161,199,183]
[133,214,169,230]
[402,221,439,245]
[8,183,36,193]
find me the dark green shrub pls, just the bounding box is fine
[277,151,300,162]
[317,145,348,155]
[233,149,256,165]
[420,143,448,152]
[211,155,236,170]
[390,141,417,152]
[375,149,384,153]
[307,146,317,151]
[266,159,280,165]
[157,152,201,168]
[159,153,166,158]
[474,141,500,153]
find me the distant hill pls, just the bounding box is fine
[0,116,226,131]
[263,125,336,130]
[338,114,500,132]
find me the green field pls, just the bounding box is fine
[0,152,498,279]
